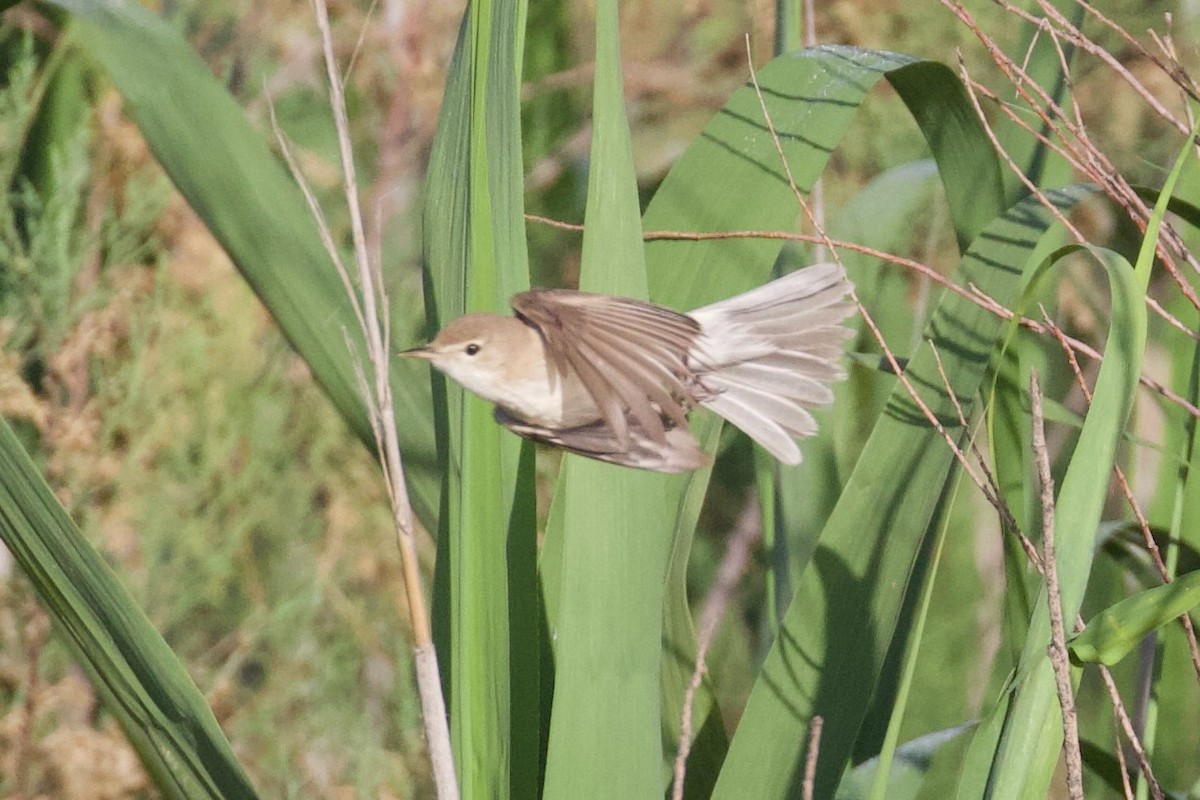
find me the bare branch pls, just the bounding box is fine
[1030,370,1084,800]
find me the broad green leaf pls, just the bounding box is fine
[1068,569,1200,665]
[541,1,668,795]
[48,0,441,526]
[423,0,536,796]
[0,419,256,799]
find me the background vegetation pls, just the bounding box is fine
[0,0,1198,797]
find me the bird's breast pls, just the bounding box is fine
[495,352,600,429]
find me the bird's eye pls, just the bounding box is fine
[465,343,481,356]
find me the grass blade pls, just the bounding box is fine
[0,419,256,799]
[540,1,669,795]
[422,0,536,795]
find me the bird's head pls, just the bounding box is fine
[400,313,537,405]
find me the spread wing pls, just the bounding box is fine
[510,289,701,447]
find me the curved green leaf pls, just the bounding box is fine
[979,114,1195,796]
[1069,569,1200,666]
[980,243,1144,797]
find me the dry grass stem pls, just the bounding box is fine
[802,715,824,800]
[1113,727,1135,800]
[672,497,762,800]
[946,0,1200,305]
[1097,663,1164,800]
[955,47,1200,332]
[1029,370,1084,800]
[306,0,458,795]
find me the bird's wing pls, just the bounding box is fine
[494,408,710,473]
[510,289,701,447]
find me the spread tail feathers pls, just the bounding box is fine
[689,263,856,464]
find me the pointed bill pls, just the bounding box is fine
[397,345,435,360]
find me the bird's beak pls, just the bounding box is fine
[398,345,434,360]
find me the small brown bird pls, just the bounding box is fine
[401,263,855,472]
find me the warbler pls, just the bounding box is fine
[402,262,855,472]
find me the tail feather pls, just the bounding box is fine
[702,262,849,320]
[690,263,854,463]
[704,361,835,406]
[701,392,801,465]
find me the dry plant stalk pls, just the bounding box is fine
[274,1,460,796]
[1029,370,1084,800]
[671,496,762,800]
[801,715,824,800]
[1097,660,1165,800]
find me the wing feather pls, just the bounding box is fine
[512,289,701,447]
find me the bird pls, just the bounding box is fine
[401,262,856,473]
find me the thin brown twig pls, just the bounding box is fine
[745,35,809,214]
[1030,370,1084,800]
[969,48,1200,293]
[1033,297,1166,800]
[856,299,1017,533]
[268,106,369,339]
[946,0,1200,301]
[1114,726,1135,800]
[798,0,826,263]
[1097,662,1164,800]
[1077,0,1200,102]
[1031,0,1189,133]
[928,341,1040,570]
[672,497,762,800]
[802,716,824,800]
[955,46,1200,335]
[1146,25,1200,103]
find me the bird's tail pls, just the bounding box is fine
[689,263,855,464]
